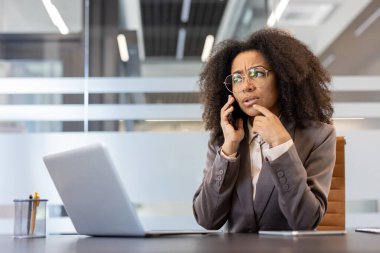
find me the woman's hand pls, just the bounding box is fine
[220,95,244,155]
[252,104,291,147]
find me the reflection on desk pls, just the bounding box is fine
[1,231,380,253]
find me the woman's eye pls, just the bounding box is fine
[232,75,242,84]
[256,71,265,77]
[249,69,264,78]
[249,71,258,78]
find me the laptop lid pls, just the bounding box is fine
[43,143,145,236]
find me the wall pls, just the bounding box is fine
[1,76,380,234]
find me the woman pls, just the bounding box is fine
[193,28,336,233]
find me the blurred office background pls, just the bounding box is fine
[1,0,380,233]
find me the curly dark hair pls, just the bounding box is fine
[199,28,334,145]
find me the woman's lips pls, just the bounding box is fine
[243,97,259,107]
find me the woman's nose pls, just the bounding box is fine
[241,77,256,92]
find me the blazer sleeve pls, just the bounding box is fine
[264,123,336,230]
[192,138,241,230]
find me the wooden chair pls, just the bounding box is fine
[317,136,346,231]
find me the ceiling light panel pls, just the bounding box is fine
[279,1,335,26]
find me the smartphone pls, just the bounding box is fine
[227,98,243,130]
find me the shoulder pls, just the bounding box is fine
[294,121,336,149]
[302,121,335,137]
[291,121,336,163]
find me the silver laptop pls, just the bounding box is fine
[43,143,215,237]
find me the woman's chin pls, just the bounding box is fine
[242,108,261,117]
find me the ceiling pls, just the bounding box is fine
[140,0,227,58]
[319,0,380,75]
[274,0,372,55]
[0,0,379,76]
[123,0,380,76]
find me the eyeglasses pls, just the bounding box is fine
[224,66,272,93]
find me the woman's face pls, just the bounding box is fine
[230,50,279,117]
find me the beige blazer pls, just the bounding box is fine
[193,120,336,232]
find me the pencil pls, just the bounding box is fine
[29,192,40,235]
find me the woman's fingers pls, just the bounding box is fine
[222,106,234,122]
[252,111,290,146]
[253,104,273,117]
[221,95,235,124]
[221,95,234,111]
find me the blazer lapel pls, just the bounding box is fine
[254,118,296,222]
[254,162,275,222]
[235,137,255,222]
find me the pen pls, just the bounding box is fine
[27,194,32,234]
[29,192,40,236]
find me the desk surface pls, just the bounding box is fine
[1,231,379,253]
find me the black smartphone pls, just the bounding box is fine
[227,99,243,130]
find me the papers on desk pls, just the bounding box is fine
[355,228,380,234]
[259,230,347,236]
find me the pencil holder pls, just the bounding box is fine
[13,199,48,238]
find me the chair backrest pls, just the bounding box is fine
[317,136,346,231]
